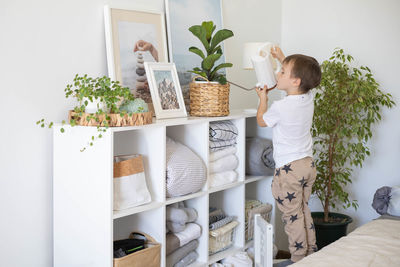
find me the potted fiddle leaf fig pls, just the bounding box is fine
[311,48,395,248]
[188,21,234,116]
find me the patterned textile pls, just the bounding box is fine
[209,139,237,152]
[209,120,238,142]
[166,137,207,197]
[209,216,235,230]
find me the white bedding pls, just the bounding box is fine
[292,219,400,267]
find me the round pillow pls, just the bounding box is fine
[166,137,206,197]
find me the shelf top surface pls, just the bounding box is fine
[55,109,257,132]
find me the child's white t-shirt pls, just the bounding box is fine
[263,91,314,168]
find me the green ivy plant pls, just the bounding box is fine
[312,48,395,222]
[188,21,234,84]
[37,74,134,151]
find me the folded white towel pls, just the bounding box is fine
[209,154,238,174]
[175,223,202,247]
[210,146,237,162]
[210,171,238,187]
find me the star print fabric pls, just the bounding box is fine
[271,156,317,262]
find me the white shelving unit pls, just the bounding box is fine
[53,110,275,267]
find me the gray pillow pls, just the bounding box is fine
[166,137,206,197]
[372,186,392,215]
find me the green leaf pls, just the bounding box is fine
[210,29,234,51]
[201,21,215,41]
[202,54,222,71]
[188,46,205,59]
[188,25,209,52]
[60,128,65,133]
[210,63,233,79]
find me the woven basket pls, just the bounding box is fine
[68,110,152,127]
[189,76,230,117]
[209,220,239,255]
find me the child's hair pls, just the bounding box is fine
[283,54,321,93]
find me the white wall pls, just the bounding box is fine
[282,0,400,231]
[0,0,280,266]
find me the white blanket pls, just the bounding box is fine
[209,146,237,162]
[292,219,400,267]
[210,171,238,187]
[209,154,238,174]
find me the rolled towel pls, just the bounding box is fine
[209,120,238,142]
[183,207,198,222]
[167,206,188,224]
[210,171,238,188]
[246,137,274,175]
[167,221,186,233]
[209,209,226,224]
[174,223,201,247]
[372,186,392,215]
[210,146,237,162]
[166,233,180,255]
[210,139,237,152]
[209,216,235,230]
[209,154,238,174]
[166,239,199,267]
[174,251,198,267]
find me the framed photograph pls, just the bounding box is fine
[144,62,187,119]
[104,5,169,106]
[165,0,225,110]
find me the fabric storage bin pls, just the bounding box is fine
[209,220,239,255]
[113,154,151,210]
[114,232,161,267]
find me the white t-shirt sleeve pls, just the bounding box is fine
[262,102,280,127]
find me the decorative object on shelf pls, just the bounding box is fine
[104,5,168,108]
[188,21,234,116]
[37,74,152,151]
[245,137,275,176]
[144,62,187,119]
[114,232,161,267]
[113,154,151,211]
[311,48,395,247]
[165,0,225,111]
[166,137,206,197]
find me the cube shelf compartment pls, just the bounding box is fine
[53,110,275,267]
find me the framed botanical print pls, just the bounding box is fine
[104,5,168,105]
[144,62,187,119]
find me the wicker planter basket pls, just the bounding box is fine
[68,110,152,127]
[189,77,230,117]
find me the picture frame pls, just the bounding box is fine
[165,0,225,110]
[144,62,187,119]
[104,5,169,106]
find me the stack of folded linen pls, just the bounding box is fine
[245,137,275,176]
[166,202,201,267]
[209,207,239,254]
[209,121,239,187]
[244,199,272,241]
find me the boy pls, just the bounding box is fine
[256,47,321,266]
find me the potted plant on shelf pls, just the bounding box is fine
[188,21,234,117]
[37,74,152,151]
[311,48,395,248]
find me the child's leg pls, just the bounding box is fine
[302,158,317,255]
[272,160,309,262]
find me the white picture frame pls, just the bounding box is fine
[104,5,169,106]
[144,62,187,119]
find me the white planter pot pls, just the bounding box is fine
[83,97,106,113]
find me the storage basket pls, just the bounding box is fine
[189,76,230,117]
[245,201,272,241]
[114,232,160,267]
[68,110,152,127]
[209,220,239,255]
[113,154,151,210]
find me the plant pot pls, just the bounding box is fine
[83,97,107,113]
[311,212,353,249]
[189,81,230,117]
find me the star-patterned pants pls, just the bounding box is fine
[271,156,317,262]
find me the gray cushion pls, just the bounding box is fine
[246,137,275,176]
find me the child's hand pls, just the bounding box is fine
[256,85,269,101]
[271,46,285,63]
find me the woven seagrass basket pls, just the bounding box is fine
[189,76,230,117]
[68,110,152,127]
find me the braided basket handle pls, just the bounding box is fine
[192,75,209,83]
